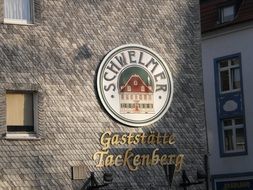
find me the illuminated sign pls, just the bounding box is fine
[96,44,173,127]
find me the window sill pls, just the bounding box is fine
[221,151,247,157]
[220,89,241,95]
[4,133,41,141]
[3,19,34,26]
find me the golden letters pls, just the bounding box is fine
[100,132,176,150]
[93,131,184,172]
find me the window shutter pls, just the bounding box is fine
[6,93,33,126]
[0,0,4,23]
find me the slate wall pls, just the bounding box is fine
[0,0,206,189]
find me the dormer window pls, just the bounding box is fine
[220,5,235,23]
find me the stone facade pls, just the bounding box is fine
[0,0,206,189]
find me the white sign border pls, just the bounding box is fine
[96,44,174,127]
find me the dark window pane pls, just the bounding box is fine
[220,70,230,91]
[235,118,243,125]
[236,128,245,151]
[224,129,234,151]
[231,58,240,66]
[232,67,241,89]
[7,125,34,132]
[223,119,232,127]
[220,60,228,68]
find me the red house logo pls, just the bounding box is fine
[119,74,154,114]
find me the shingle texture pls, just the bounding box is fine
[0,0,206,189]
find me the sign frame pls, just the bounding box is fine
[96,44,173,127]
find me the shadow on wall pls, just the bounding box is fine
[75,45,93,60]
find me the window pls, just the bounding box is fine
[4,0,33,24]
[220,5,235,23]
[6,92,35,133]
[127,86,131,91]
[215,53,246,156]
[218,57,241,93]
[141,86,145,92]
[222,118,246,153]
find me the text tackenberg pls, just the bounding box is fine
[93,132,184,171]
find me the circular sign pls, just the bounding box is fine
[97,44,173,127]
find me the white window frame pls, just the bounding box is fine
[222,118,245,153]
[218,58,241,94]
[5,91,39,140]
[3,0,34,25]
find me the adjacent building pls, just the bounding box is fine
[0,0,206,189]
[201,0,253,189]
